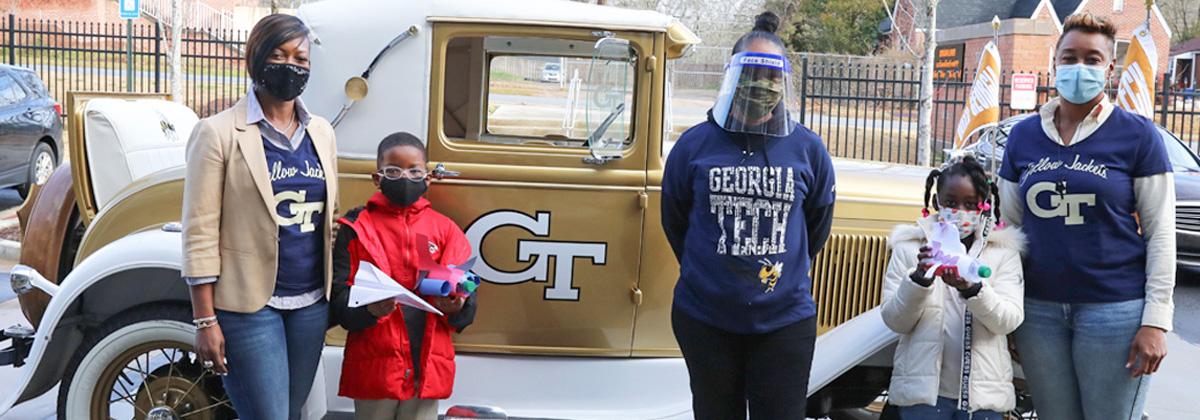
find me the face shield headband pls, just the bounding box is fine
[712,51,793,137]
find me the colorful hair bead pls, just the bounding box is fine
[921,208,930,217]
[978,202,992,211]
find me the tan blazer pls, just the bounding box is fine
[182,97,339,313]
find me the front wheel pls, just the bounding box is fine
[57,305,235,420]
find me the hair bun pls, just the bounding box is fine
[754,11,780,34]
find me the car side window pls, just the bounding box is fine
[0,74,26,108]
[441,35,636,149]
[14,71,46,97]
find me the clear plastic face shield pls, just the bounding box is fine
[712,52,793,137]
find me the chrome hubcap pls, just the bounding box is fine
[146,406,178,420]
[33,151,53,185]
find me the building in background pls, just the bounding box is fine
[1171,37,1200,89]
[8,0,308,31]
[886,0,1173,78]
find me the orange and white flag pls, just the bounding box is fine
[953,41,1001,149]
[1116,21,1158,119]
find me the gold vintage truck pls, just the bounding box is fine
[0,0,938,418]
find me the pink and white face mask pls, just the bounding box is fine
[937,208,982,239]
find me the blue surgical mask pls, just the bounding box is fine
[1054,64,1107,104]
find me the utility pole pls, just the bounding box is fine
[917,0,938,166]
[170,0,182,103]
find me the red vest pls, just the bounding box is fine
[337,193,471,400]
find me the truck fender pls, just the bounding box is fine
[807,307,899,397]
[0,228,186,414]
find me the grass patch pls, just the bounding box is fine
[489,70,522,82]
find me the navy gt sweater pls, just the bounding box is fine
[662,114,836,334]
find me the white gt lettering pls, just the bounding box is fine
[274,190,324,232]
[1027,181,1095,226]
[465,211,607,301]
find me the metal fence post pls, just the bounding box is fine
[7,15,14,65]
[799,55,808,126]
[125,20,133,92]
[1159,80,1170,127]
[155,22,162,93]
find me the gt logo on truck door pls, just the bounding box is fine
[465,210,607,301]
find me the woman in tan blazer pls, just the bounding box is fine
[181,14,338,420]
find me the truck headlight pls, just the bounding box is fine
[11,265,58,297]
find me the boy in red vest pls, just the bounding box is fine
[330,132,476,420]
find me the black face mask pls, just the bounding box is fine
[380,178,427,207]
[256,63,309,101]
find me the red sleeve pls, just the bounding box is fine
[436,215,473,267]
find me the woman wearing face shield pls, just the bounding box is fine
[997,13,1174,419]
[181,14,339,420]
[661,12,836,419]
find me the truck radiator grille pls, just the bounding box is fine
[810,233,890,334]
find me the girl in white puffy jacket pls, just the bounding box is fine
[881,156,1026,419]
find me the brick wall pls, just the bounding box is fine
[9,0,254,25]
[1079,0,1172,77]
[890,0,922,53]
[890,0,1173,79]
[954,7,1059,76]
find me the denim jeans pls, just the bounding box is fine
[217,300,329,420]
[1013,298,1150,420]
[898,397,1004,420]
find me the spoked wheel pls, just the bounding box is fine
[92,341,230,419]
[58,306,235,420]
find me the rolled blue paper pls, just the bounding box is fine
[418,279,452,296]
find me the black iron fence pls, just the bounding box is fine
[3,15,1197,167]
[0,15,248,118]
[798,56,1200,165]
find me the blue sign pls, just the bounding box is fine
[119,0,140,20]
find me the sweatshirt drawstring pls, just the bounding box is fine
[737,134,771,168]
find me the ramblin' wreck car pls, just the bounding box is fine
[0,0,984,418]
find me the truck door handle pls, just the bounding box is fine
[431,163,460,179]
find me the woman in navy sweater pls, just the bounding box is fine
[661,11,836,420]
[999,13,1174,420]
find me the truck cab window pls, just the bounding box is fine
[441,35,635,149]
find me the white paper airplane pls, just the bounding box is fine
[348,261,444,316]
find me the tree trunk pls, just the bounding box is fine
[170,0,183,103]
[917,0,938,167]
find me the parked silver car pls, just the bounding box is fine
[0,65,62,198]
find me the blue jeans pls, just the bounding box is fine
[1013,298,1150,420]
[898,397,1004,420]
[217,300,329,420]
